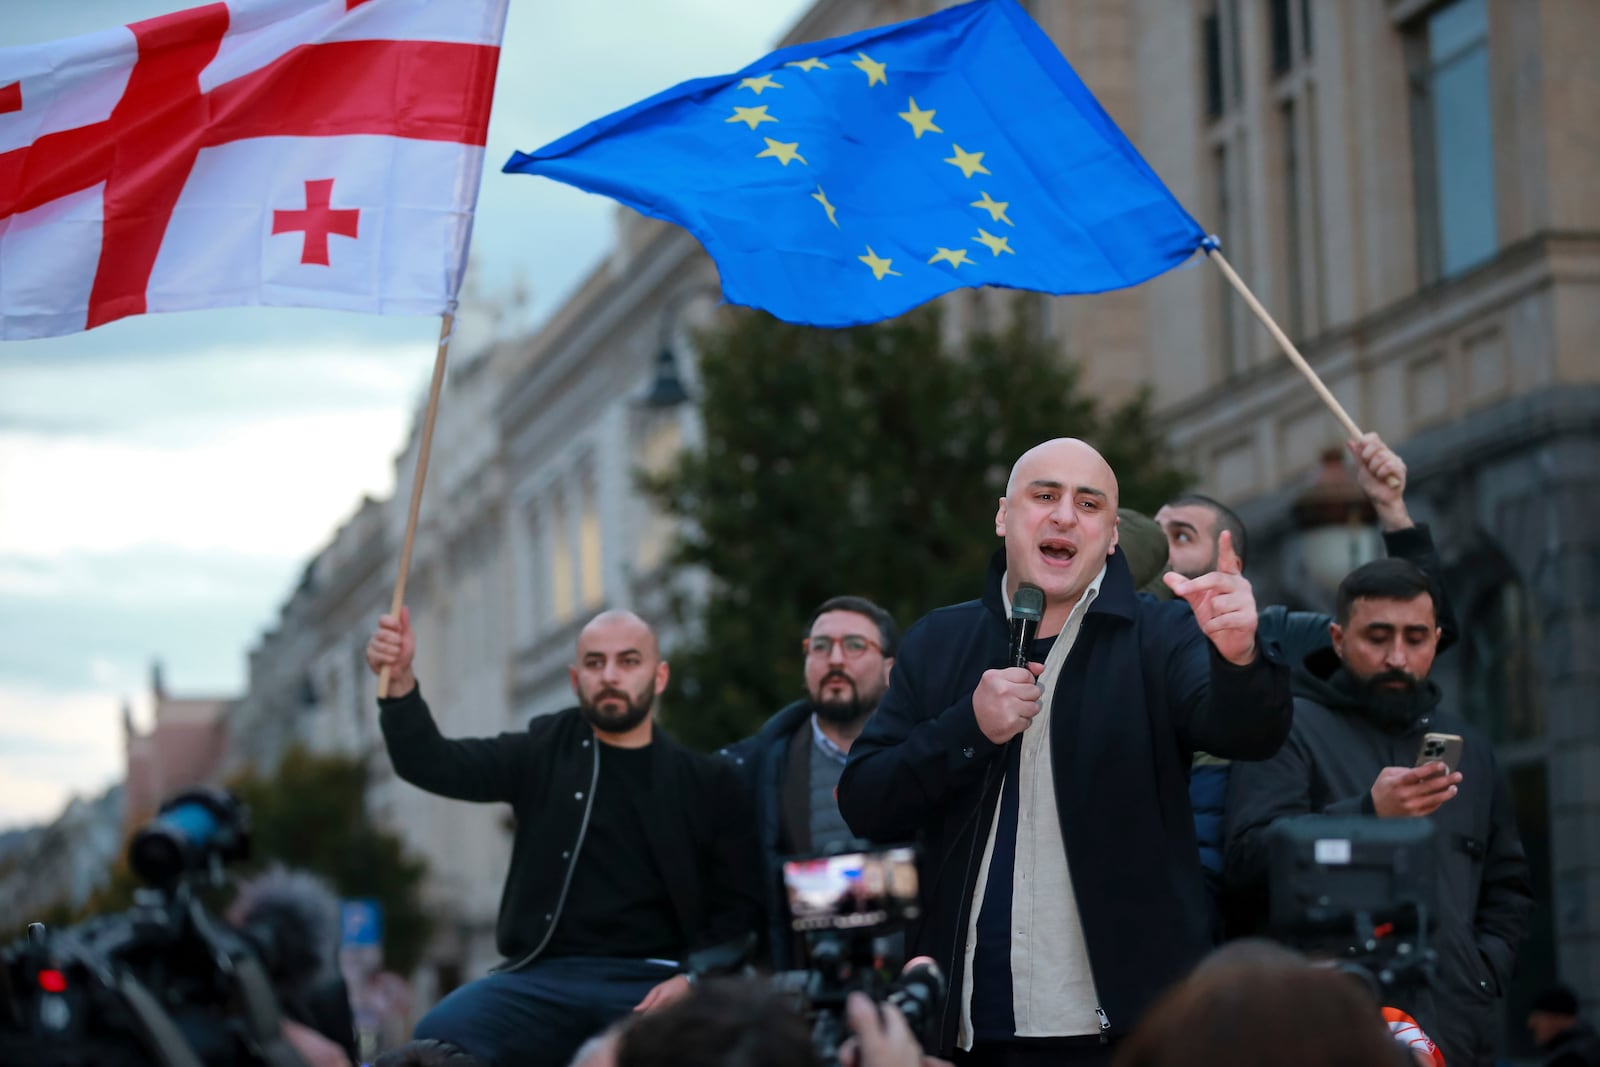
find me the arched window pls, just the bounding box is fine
[1452,547,1543,744]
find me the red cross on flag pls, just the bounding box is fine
[0,0,509,340]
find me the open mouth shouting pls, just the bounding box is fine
[1039,538,1079,567]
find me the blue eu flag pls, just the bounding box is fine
[505,0,1205,327]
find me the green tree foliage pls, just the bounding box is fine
[642,304,1188,750]
[229,746,433,974]
[11,749,432,974]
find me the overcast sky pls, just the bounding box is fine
[0,0,813,830]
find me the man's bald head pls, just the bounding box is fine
[578,610,660,658]
[1005,438,1119,508]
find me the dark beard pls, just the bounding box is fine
[1355,668,1429,732]
[809,672,875,726]
[579,685,653,735]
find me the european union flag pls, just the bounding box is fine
[505,0,1205,327]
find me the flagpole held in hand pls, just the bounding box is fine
[1204,245,1400,488]
[378,312,453,699]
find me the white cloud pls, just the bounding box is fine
[0,682,127,832]
[0,407,411,558]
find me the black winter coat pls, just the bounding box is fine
[836,549,1292,1053]
[1224,662,1533,1067]
[719,699,813,969]
[379,687,762,971]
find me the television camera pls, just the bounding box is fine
[0,786,344,1067]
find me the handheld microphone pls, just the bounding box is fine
[1008,583,1045,668]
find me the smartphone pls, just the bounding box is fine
[1413,732,1464,775]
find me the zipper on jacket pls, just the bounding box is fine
[495,736,600,973]
[1096,1006,1111,1033]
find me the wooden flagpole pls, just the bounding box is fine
[378,312,454,699]
[1204,246,1363,441]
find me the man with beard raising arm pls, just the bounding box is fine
[721,596,899,967]
[1224,558,1532,1067]
[365,608,760,1067]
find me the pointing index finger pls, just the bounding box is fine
[1216,529,1243,576]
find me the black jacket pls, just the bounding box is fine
[719,699,812,969]
[1223,663,1533,1067]
[378,687,761,971]
[836,549,1293,1052]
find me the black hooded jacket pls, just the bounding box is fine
[1224,656,1533,1067]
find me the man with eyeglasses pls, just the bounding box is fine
[720,595,899,968]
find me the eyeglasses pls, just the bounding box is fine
[803,634,883,659]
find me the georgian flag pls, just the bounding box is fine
[0,0,508,340]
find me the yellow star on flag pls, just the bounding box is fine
[852,51,888,86]
[944,145,990,179]
[738,74,782,94]
[973,229,1015,256]
[756,137,806,166]
[971,191,1013,226]
[812,185,839,227]
[929,247,972,269]
[898,98,943,139]
[786,57,829,72]
[726,105,779,130]
[859,246,901,280]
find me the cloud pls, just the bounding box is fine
[0,547,287,695]
[0,682,126,832]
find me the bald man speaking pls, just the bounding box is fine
[366,608,759,1067]
[838,439,1292,1066]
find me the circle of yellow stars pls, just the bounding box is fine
[720,48,1019,283]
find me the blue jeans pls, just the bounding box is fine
[414,956,678,1067]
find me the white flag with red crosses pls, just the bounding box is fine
[0,0,508,340]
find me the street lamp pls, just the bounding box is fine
[1291,447,1381,596]
[637,284,718,409]
[638,342,690,409]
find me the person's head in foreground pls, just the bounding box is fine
[1112,941,1411,1067]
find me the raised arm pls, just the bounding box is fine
[368,608,520,803]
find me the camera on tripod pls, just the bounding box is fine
[0,786,332,1067]
[769,844,944,1064]
[1267,815,1438,999]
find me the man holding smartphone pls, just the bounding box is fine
[1224,557,1533,1067]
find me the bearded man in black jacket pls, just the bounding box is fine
[836,438,1293,1065]
[1225,558,1532,1067]
[365,608,760,1067]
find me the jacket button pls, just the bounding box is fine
[575,791,585,800]
[962,746,975,759]
[562,850,570,859]
[544,913,552,922]
[582,739,590,747]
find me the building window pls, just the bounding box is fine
[634,416,682,574]
[1460,576,1543,745]
[1204,0,1251,379]
[1273,0,1322,341]
[1409,0,1496,282]
[579,479,604,610]
[548,492,575,625]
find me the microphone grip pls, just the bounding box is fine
[1008,617,1037,669]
